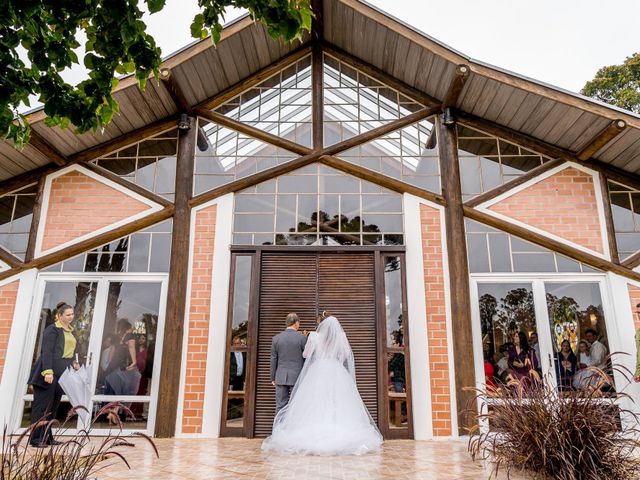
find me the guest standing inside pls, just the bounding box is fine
[556,340,577,391]
[131,334,149,419]
[573,340,595,389]
[28,302,79,447]
[104,319,140,424]
[507,331,539,383]
[229,336,247,391]
[585,328,608,370]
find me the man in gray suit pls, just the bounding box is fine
[270,312,307,414]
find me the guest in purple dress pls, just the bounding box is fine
[507,331,539,383]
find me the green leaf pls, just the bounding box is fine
[146,0,166,14]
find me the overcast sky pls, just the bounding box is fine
[25,0,640,111]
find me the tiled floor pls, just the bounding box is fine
[94,437,523,479]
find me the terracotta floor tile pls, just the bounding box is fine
[86,437,526,479]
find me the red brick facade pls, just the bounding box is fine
[182,205,217,434]
[420,204,452,437]
[488,167,604,254]
[41,169,151,252]
[628,284,640,329]
[0,280,19,383]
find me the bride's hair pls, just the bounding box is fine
[317,310,331,324]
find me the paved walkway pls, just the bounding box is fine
[94,437,522,479]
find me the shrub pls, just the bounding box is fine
[468,365,640,480]
[1,402,158,479]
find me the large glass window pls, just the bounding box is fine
[193,118,297,195]
[474,280,614,396]
[466,219,599,274]
[214,55,312,147]
[44,220,172,273]
[323,54,423,146]
[338,119,441,193]
[232,164,404,246]
[458,125,551,201]
[94,129,178,201]
[608,180,640,260]
[0,183,37,260]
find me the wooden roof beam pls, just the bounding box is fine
[0,245,21,269]
[311,0,324,42]
[159,68,193,114]
[576,119,627,161]
[29,130,67,166]
[443,65,470,108]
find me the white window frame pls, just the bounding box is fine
[13,272,168,436]
[469,272,623,432]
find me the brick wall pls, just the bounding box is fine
[628,284,640,329]
[41,170,151,252]
[181,205,217,434]
[420,204,452,437]
[0,280,19,383]
[488,167,604,254]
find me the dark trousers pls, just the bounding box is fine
[30,382,64,445]
[275,385,294,414]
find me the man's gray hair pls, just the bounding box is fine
[285,312,299,326]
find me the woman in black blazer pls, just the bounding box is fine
[28,302,79,447]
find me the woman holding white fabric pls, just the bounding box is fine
[262,313,382,456]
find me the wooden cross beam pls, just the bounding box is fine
[576,119,627,161]
[29,130,67,166]
[160,68,193,115]
[442,64,470,108]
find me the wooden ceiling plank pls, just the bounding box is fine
[28,130,67,166]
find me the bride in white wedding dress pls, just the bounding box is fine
[261,315,383,456]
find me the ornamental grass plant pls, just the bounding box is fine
[0,402,157,480]
[468,362,640,480]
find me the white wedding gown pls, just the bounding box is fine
[261,316,382,456]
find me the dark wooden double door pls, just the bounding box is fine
[221,249,412,439]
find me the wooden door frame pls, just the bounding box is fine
[224,245,410,439]
[376,252,414,439]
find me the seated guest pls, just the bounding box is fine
[573,340,596,390]
[555,340,577,391]
[496,343,512,382]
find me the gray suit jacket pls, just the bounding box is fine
[270,329,307,386]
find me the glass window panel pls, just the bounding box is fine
[61,254,86,272]
[477,283,539,388]
[297,194,317,232]
[480,157,502,192]
[128,233,151,272]
[276,195,296,232]
[555,255,582,273]
[194,175,234,196]
[615,232,640,257]
[467,234,490,273]
[149,233,171,272]
[318,194,339,228]
[610,194,635,231]
[501,156,544,175]
[459,156,482,195]
[318,234,360,245]
[234,214,274,232]
[384,257,404,348]
[362,195,402,213]
[489,234,511,272]
[234,194,275,213]
[512,253,557,272]
[383,234,404,246]
[279,175,317,194]
[362,214,403,232]
[320,175,359,194]
[97,282,162,397]
[545,282,612,393]
[275,233,317,245]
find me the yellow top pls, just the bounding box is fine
[635,327,640,377]
[41,321,76,377]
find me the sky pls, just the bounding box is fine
[22,0,640,111]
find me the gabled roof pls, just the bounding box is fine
[2,0,640,184]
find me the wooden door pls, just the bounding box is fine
[253,251,377,437]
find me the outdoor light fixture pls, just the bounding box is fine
[442,107,455,126]
[178,113,191,131]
